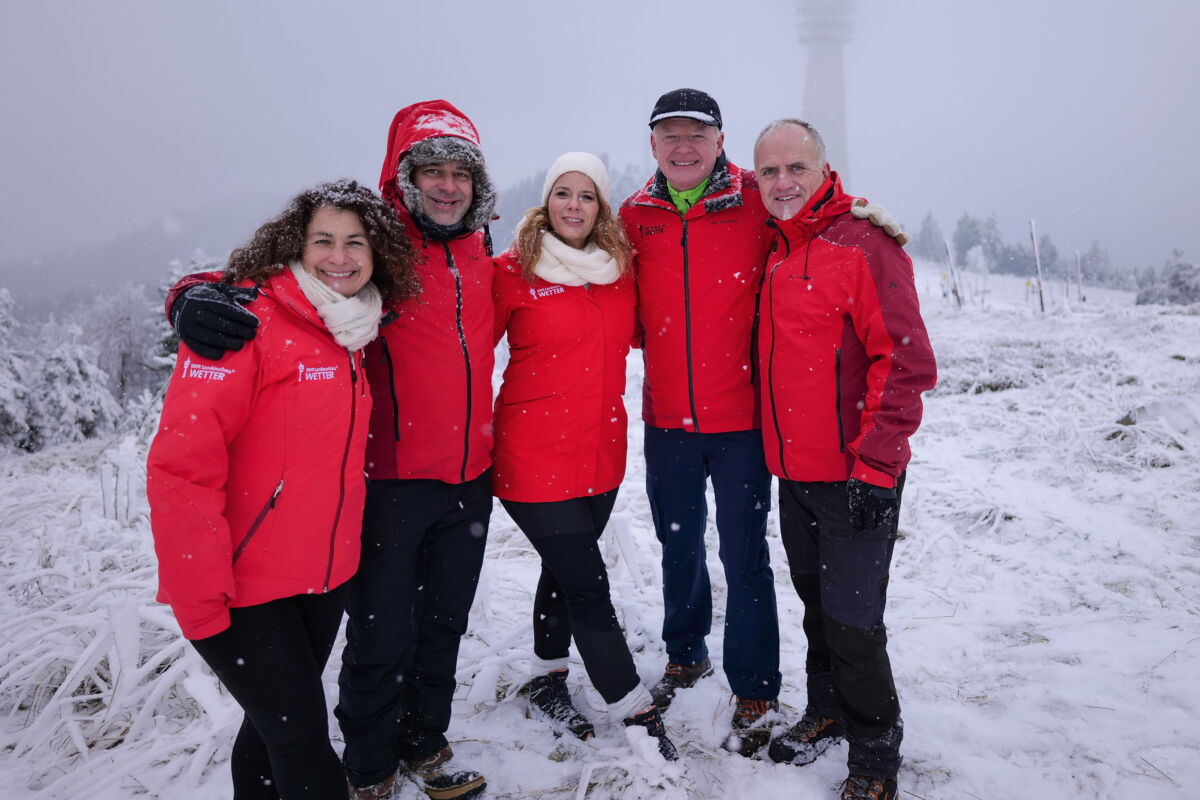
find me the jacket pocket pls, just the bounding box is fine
[232,479,284,564]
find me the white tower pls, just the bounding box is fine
[798,0,854,181]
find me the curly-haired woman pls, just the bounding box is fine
[147,179,417,799]
[493,153,678,761]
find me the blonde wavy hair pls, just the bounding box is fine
[513,194,632,282]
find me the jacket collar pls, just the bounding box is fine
[629,153,745,216]
[768,171,855,245]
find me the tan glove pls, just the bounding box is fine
[851,198,909,246]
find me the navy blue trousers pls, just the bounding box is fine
[644,424,780,700]
[336,473,491,787]
[778,476,905,779]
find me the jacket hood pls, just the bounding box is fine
[378,99,497,236]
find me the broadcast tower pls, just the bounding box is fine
[798,0,854,181]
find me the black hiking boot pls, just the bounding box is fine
[526,669,595,740]
[648,657,714,709]
[839,774,897,800]
[721,696,780,757]
[767,707,844,766]
[622,706,680,761]
[406,746,486,800]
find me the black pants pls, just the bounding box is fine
[502,489,641,705]
[336,473,491,787]
[778,476,905,779]
[190,586,350,800]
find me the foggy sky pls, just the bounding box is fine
[2,0,1196,282]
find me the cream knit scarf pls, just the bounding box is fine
[533,234,620,287]
[289,263,383,352]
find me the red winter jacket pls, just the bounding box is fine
[758,173,937,488]
[491,250,636,503]
[365,100,495,483]
[620,155,773,433]
[147,268,370,640]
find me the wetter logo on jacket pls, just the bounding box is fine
[182,357,235,382]
[296,363,339,382]
[528,285,565,300]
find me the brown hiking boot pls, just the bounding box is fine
[767,707,845,766]
[720,696,780,756]
[406,746,486,800]
[648,657,714,709]
[348,773,398,799]
[839,774,897,800]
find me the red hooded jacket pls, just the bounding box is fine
[491,251,636,502]
[147,268,370,640]
[164,102,494,483]
[758,174,937,488]
[620,155,773,433]
[364,100,495,483]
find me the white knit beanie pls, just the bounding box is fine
[540,152,612,207]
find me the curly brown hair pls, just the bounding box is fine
[513,194,632,282]
[225,179,420,302]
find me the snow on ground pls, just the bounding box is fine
[1,261,1198,799]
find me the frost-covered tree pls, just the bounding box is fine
[911,212,946,263]
[81,286,166,404]
[1135,251,1199,306]
[1036,233,1061,277]
[952,213,981,266]
[22,322,120,451]
[0,289,33,448]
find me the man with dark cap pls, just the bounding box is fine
[165,99,495,800]
[619,88,783,755]
[620,89,906,757]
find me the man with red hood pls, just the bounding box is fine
[753,118,937,800]
[166,100,495,800]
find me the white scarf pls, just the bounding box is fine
[533,233,621,287]
[289,263,383,352]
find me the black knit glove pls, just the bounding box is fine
[170,283,260,360]
[847,478,898,536]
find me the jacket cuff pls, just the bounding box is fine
[179,607,232,641]
[850,461,896,489]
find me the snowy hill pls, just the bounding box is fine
[1,260,1197,799]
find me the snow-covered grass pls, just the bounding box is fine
[1,262,1197,799]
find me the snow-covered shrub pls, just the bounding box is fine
[21,323,121,452]
[1135,257,1200,306]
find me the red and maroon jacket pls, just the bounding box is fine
[148,268,370,640]
[620,155,773,433]
[758,173,937,488]
[491,250,636,502]
[366,100,495,483]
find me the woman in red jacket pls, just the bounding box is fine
[147,180,417,800]
[493,152,677,760]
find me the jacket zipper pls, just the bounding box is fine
[232,479,284,563]
[766,234,792,480]
[380,337,401,440]
[834,347,845,452]
[680,219,701,432]
[324,351,358,592]
[444,242,473,482]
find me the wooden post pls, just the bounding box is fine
[943,239,963,308]
[1029,219,1046,312]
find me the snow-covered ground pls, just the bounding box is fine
[2,261,1198,799]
